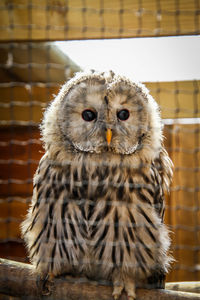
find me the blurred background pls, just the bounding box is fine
[0,0,199,284]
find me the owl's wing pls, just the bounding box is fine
[151,146,173,222]
[156,147,173,193]
[21,154,56,247]
[21,154,70,275]
[22,152,89,278]
[147,147,173,288]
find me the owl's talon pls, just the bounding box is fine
[112,286,124,299]
[37,273,54,296]
[113,294,122,300]
[124,276,136,300]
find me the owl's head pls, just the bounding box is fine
[41,71,163,161]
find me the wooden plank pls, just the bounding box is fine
[167,123,200,282]
[0,81,199,124]
[145,81,200,119]
[0,42,81,124]
[0,85,59,124]
[0,43,80,83]
[0,0,199,41]
[0,242,27,263]
[0,126,42,197]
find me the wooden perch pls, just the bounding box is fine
[0,258,200,300]
[166,282,200,294]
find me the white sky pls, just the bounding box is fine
[55,35,200,82]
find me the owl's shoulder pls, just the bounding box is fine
[33,152,65,187]
[153,147,173,192]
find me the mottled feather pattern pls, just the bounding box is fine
[21,70,173,299]
[22,154,171,278]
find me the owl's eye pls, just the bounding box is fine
[82,109,97,122]
[117,109,130,121]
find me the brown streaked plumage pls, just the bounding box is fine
[21,70,173,300]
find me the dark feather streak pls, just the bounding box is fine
[61,197,68,220]
[114,209,119,240]
[58,242,63,258]
[57,172,62,182]
[99,243,105,260]
[30,215,48,251]
[112,244,116,265]
[120,246,124,265]
[36,180,42,191]
[127,226,135,242]
[73,169,78,182]
[49,202,54,220]
[137,247,147,265]
[135,251,147,274]
[145,225,156,243]
[117,185,124,200]
[129,177,134,193]
[61,235,70,261]
[128,209,136,227]
[54,224,57,239]
[29,210,40,231]
[91,211,102,238]
[123,230,130,255]
[45,223,50,243]
[137,235,153,259]
[136,188,152,205]
[138,206,156,230]
[51,243,56,271]
[96,184,107,198]
[94,225,109,249]
[141,172,150,184]
[68,215,76,239]
[30,241,41,259]
[79,201,86,219]
[43,165,50,180]
[102,197,112,218]
[88,203,95,220]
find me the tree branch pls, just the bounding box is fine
[0,258,200,300]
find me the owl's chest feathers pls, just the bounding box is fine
[52,156,152,206]
[36,154,159,220]
[39,155,160,231]
[30,155,169,279]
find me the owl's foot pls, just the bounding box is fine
[112,284,124,299]
[124,276,136,300]
[112,271,136,300]
[36,273,54,296]
[112,269,124,299]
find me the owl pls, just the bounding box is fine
[21,70,173,300]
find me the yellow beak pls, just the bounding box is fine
[106,128,112,145]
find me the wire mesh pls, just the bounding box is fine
[0,0,200,293]
[0,0,200,40]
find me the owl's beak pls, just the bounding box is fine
[106,128,112,145]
